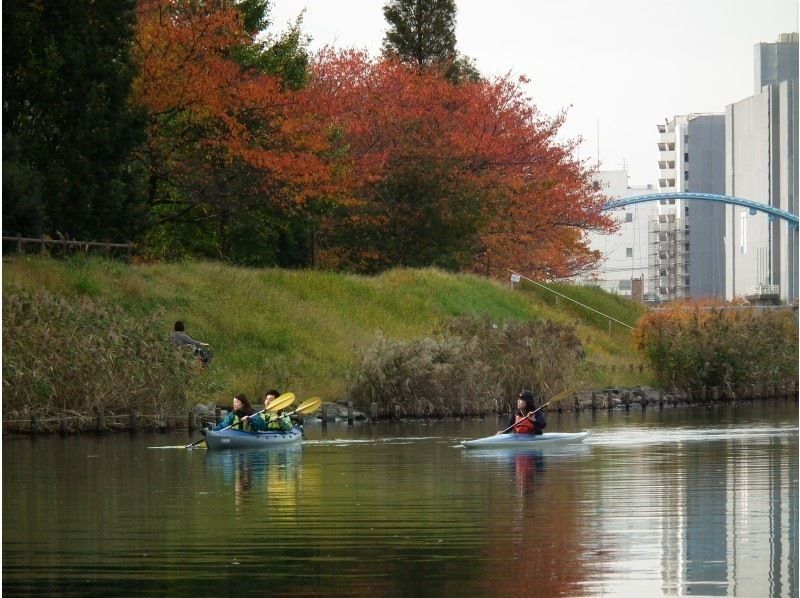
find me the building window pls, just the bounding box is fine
[684,135,688,144]
[618,279,632,291]
[625,213,633,222]
[684,152,689,162]
[740,213,747,254]
[684,170,689,180]
[626,248,633,258]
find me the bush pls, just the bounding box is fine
[633,305,798,390]
[2,289,215,432]
[348,315,585,416]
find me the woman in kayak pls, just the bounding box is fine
[247,389,293,432]
[504,390,546,435]
[213,394,255,431]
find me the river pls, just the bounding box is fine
[3,400,797,597]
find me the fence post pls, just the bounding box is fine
[129,410,139,433]
[30,414,38,436]
[321,404,328,430]
[188,410,197,431]
[370,402,378,424]
[95,408,105,434]
[60,417,68,436]
[347,401,354,425]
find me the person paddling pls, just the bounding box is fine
[246,389,293,432]
[212,394,255,431]
[502,389,546,435]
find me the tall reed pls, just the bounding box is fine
[348,315,586,416]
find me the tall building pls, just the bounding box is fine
[654,114,726,301]
[578,170,655,299]
[725,33,799,304]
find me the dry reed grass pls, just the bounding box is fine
[2,289,214,432]
[348,314,586,416]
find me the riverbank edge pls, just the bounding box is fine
[5,383,797,436]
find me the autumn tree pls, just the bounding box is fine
[131,0,332,264]
[3,0,146,241]
[309,50,615,278]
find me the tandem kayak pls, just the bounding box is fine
[462,431,589,449]
[204,427,303,450]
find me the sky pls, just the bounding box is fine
[268,0,798,186]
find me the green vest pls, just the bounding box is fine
[267,412,292,431]
[231,413,254,432]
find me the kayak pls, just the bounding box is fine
[462,431,589,449]
[204,427,303,450]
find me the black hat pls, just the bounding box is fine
[518,389,534,401]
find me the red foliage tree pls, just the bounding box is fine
[130,0,333,260]
[308,49,616,278]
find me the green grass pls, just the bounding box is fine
[3,255,652,403]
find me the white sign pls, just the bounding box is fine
[510,273,521,283]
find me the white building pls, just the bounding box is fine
[654,114,726,302]
[578,170,656,300]
[725,33,798,304]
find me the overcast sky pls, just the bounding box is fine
[269,1,798,185]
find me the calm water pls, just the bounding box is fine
[3,401,797,597]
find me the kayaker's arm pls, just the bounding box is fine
[212,412,235,431]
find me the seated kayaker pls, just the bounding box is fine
[248,389,293,432]
[503,389,546,435]
[212,393,255,431]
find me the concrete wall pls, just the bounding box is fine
[725,79,798,303]
[686,115,726,298]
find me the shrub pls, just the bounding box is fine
[633,304,798,390]
[2,289,215,432]
[348,314,585,416]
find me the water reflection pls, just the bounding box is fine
[204,446,302,512]
[1,404,796,597]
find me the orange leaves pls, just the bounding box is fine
[308,49,616,276]
[131,0,332,211]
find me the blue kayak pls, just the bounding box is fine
[204,427,303,450]
[462,431,589,449]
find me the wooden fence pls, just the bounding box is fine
[3,235,132,261]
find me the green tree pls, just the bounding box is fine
[382,0,458,67]
[2,0,146,241]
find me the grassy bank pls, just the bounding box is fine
[3,256,650,422]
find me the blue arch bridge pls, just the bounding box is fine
[602,192,798,226]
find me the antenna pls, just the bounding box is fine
[596,117,600,169]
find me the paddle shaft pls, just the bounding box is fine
[497,400,551,435]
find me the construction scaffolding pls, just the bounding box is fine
[648,213,689,303]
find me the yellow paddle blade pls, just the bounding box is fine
[294,397,321,415]
[266,392,295,412]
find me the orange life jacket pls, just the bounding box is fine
[513,412,536,434]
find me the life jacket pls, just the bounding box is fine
[267,413,292,432]
[231,411,254,432]
[513,412,537,434]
